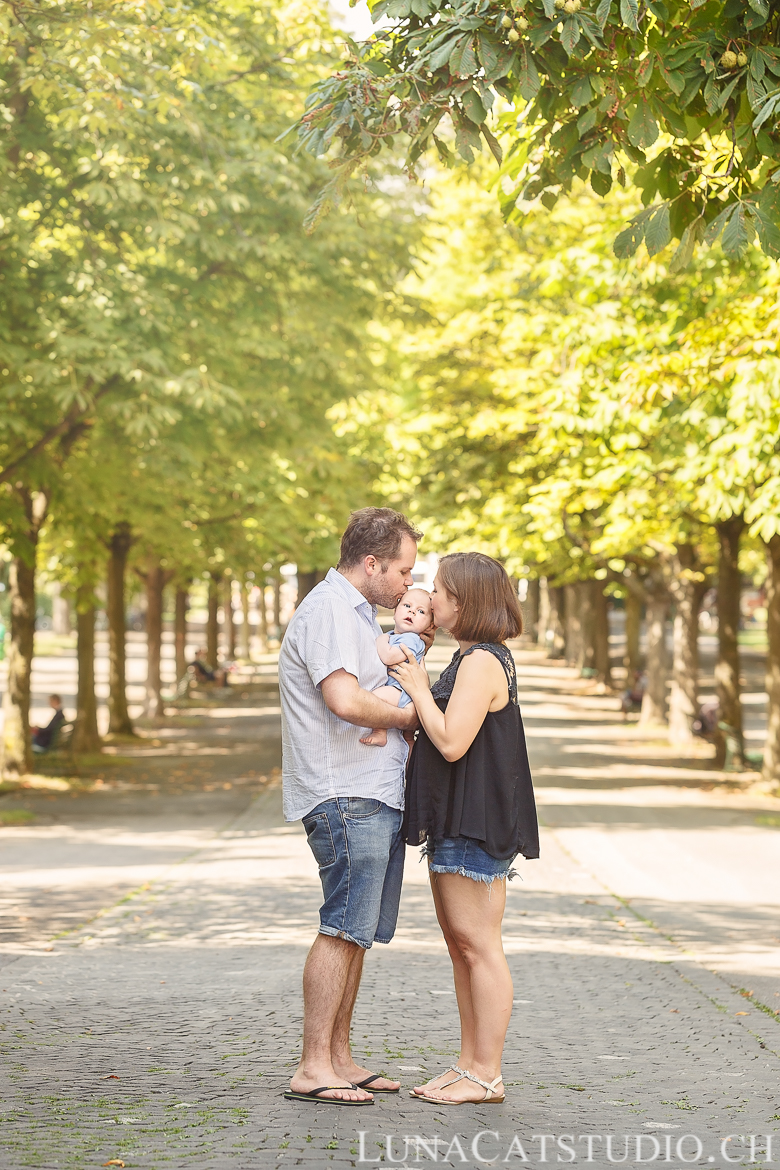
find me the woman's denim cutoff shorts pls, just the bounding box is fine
[302,796,404,950]
[424,835,517,886]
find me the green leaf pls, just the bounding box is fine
[542,0,556,18]
[613,207,654,257]
[656,56,685,96]
[653,95,687,137]
[590,168,612,194]
[452,110,483,161]
[577,105,600,135]
[570,75,592,106]
[560,17,581,55]
[461,87,487,124]
[637,55,654,87]
[644,202,671,255]
[595,0,611,25]
[703,203,735,247]
[746,201,780,257]
[752,89,780,131]
[717,73,740,110]
[627,98,659,148]
[721,202,752,257]
[582,139,613,172]
[449,36,478,77]
[428,35,463,71]
[703,75,720,115]
[747,71,767,111]
[481,123,504,164]
[517,45,541,99]
[748,0,769,17]
[620,0,639,32]
[669,218,702,272]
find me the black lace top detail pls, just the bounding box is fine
[432,643,518,705]
[403,641,539,862]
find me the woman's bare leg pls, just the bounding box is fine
[420,872,512,1103]
[412,868,478,1095]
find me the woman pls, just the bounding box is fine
[391,552,539,1106]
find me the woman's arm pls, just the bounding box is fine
[376,633,407,666]
[389,648,506,762]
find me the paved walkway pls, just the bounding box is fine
[1,647,779,1169]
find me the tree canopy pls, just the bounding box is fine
[293,0,780,260]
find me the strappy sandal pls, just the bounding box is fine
[414,1068,505,1105]
[409,1065,465,1099]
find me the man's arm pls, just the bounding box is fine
[320,669,418,730]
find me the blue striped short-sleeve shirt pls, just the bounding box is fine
[279,567,408,822]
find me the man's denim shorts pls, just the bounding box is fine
[302,797,404,950]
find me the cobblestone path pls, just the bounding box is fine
[1,650,779,1169]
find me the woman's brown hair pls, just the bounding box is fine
[437,552,523,643]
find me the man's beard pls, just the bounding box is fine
[362,572,405,611]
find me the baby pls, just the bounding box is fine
[360,588,433,747]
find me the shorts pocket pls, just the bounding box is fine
[343,797,382,819]
[302,812,336,868]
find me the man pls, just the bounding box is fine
[31,694,66,753]
[279,507,429,1106]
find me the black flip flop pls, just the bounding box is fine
[355,1074,401,1094]
[283,1085,374,1106]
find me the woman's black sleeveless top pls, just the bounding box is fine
[403,643,539,862]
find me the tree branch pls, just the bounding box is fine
[0,382,114,485]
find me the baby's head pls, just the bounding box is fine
[394,588,433,635]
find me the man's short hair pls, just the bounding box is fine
[338,508,423,570]
[50,694,61,704]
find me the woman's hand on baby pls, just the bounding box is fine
[390,645,431,697]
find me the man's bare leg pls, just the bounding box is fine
[360,685,403,747]
[289,934,372,1102]
[331,945,401,1092]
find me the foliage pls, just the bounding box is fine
[293,0,780,260]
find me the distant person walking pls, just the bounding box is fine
[279,508,430,1106]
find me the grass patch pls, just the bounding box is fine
[756,815,780,828]
[0,808,35,826]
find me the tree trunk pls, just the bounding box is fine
[258,581,269,651]
[640,589,670,726]
[207,573,221,667]
[174,587,188,682]
[581,582,597,673]
[224,578,236,659]
[239,582,251,660]
[546,585,565,658]
[625,591,642,673]
[537,578,550,648]
[2,556,36,777]
[272,575,281,633]
[593,581,613,688]
[72,583,101,754]
[52,582,71,636]
[107,522,134,736]
[2,489,48,778]
[144,560,165,719]
[668,545,707,745]
[715,516,745,767]
[762,534,780,788]
[297,569,325,605]
[525,579,540,639]
[565,582,594,670]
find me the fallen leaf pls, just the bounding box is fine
[103,1162,125,1167]
[669,1009,679,1013]
[735,1011,749,1016]
[103,1075,121,1080]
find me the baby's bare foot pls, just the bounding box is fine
[360,729,387,747]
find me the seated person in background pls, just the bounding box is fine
[621,670,647,715]
[360,588,434,747]
[190,648,227,688]
[31,694,65,752]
